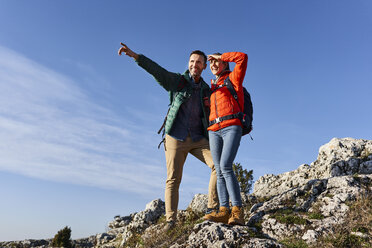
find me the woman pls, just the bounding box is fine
[203,52,248,225]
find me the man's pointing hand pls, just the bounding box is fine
[118,43,138,60]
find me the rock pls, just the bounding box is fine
[96,233,115,245]
[241,238,284,248]
[2,137,371,248]
[119,199,165,246]
[302,230,318,243]
[249,174,372,243]
[351,231,369,239]
[187,193,208,213]
[73,235,96,247]
[316,137,372,167]
[170,221,282,248]
[360,160,372,174]
[0,239,50,248]
[253,138,372,198]
[108,214,135,229]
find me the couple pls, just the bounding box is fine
[118,43,248,230]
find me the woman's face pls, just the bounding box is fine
[209,59,226,76]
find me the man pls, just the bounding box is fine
[118,43,219,230]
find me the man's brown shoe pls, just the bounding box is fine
[163,220,175,232]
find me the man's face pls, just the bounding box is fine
[189,54,207,79]
[209,58,226,76]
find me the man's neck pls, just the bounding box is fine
[191,74,201,83]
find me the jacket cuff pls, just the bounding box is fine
[135,54,145,65]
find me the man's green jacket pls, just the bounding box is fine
[136,54,211,139]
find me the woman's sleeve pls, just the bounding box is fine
[221,52,248,90]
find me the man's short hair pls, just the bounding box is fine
[190,50,207,64]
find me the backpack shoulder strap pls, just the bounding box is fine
[224,77,238,101]
[216,76,242,111]
[211,76,237,98]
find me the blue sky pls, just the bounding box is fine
[0,0,371,241]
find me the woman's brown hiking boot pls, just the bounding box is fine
[228,206,245,225]
[203,206,229,224]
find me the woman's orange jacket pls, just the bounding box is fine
[208,52,248,132]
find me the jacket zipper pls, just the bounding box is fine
[212,78,221,129]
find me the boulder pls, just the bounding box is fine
[253,138,372,198]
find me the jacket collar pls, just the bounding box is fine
[213,70,231,85]
[183,70,207,87]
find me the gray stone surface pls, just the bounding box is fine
[1,137,371,248]
[253,137,372,198]
[187,193,208,213]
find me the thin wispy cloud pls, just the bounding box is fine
[0,46,164,195]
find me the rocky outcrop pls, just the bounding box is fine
[187,193,208,213]
[253,137,372,198]
[1,137,371,247]
[250,174,371,240]
[0,239,50,248]
[97,199,165,247]
[169,221,283,248]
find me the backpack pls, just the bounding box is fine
[211,76,253,138]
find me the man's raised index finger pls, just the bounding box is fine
[120,42,126,47]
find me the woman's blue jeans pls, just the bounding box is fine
[209,125,242,208]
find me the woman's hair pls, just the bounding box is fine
[213,52,230,70]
